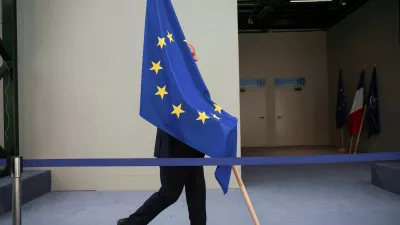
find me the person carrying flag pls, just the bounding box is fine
[120,0,239,223]
[117,43,207,225]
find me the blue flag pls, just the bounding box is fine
[367,66,380,137]
[139,0,238,194]
[336,69,347,129]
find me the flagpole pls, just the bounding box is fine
[233,166,260,225]
[349,136,353,154]
[354,105,367,154]
[341,128,344,148]
[337,128,347,153]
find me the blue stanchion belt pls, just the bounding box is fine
[0,152,400,167]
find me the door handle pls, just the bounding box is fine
[259,117,264,119]
[277,116,282,119]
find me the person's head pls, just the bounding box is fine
[188,43,198,62]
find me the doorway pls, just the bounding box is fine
[240,87,267,147]
[274,86,314,146]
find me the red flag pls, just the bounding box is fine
[348,71,365,136]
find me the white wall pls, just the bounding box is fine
[14,0,240,191]
[327,0,400,152]
[239,32,330,146]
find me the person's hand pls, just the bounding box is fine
[188,44,198,61]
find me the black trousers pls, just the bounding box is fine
[127,166,206,225]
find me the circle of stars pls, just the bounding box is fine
[149,31,223,125]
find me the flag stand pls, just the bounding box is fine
[233,166,260,225]
[354,105,367,154]
[337,128,347,153]
[349,136,354,154]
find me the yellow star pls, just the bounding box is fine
[212,114,221,120]
[149,61,163,75]
[214,104,222,114]
[196,111,210,124]
[155,85,168,100]
[183,39,188,43]
[157,37,167,49]
[167,31,174,43]
[171,103,185,118]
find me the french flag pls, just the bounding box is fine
[348,71,365,136]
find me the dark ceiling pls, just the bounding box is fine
[238,0,371,33]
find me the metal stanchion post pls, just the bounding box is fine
[11,157,22,225]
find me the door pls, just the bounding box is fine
[274,87,314,146]
[240,87,267,147]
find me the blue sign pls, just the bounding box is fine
[240,78,266,88]
[274,77,306,87]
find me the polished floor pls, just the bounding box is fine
[241,146,341,157]
[1,162,399,225]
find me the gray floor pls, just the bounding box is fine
[1,163,400,225]
[241,146,341,157]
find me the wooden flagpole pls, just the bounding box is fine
[354,105,367,154]
[349,136,354,154]
[233,166,260,225]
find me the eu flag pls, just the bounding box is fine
[367,66,380,137]
[336,69,347,128]
[139,0,238,194]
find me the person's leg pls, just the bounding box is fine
[185,166,207,225]
[124,166,186,225]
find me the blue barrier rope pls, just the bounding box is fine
[0,152,399,167]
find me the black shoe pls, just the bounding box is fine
[117,218,128,225]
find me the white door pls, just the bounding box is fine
[240,87,267,147]
[274,87,314,146]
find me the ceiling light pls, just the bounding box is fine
[290,0,332,3]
